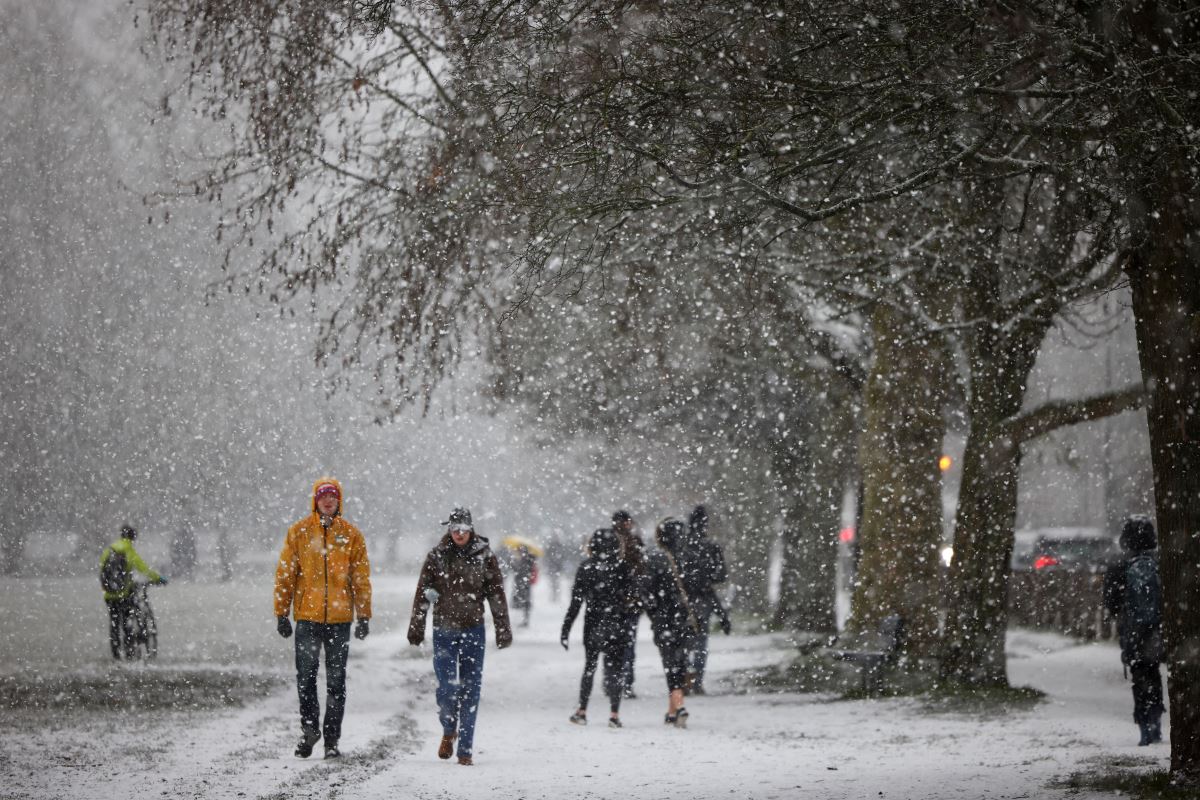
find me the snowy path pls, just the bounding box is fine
[0,573,1170,799]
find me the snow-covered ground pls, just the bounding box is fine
[0,572,1169,799]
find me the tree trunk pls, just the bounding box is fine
[849,303,947,658]
[940,414,1021,685]
[1126,182,1200,780]
[1084,1,1200,777]
[940,238,1053,685]
[774,444,840,633]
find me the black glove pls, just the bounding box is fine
[276,616,293,639]
[560,636,569,651]
[355,619,370,640]
[720,617,732,635]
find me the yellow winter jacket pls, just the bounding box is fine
[274,478,372,624]
[100,538,163,603]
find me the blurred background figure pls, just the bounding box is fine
[503,536,542,628]
[169,502,197,580]
[544,533,567,602]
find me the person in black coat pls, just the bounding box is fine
[642,517,701,728]
[1103,514,1166,746]
[561,528,636,728]
[611,509,645,698]
[680,504,730,695]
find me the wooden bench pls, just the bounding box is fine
[831,613,905,692]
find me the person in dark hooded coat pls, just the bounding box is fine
[680,504,729,695]
[1103,514,1166,746]
[561,528,636,727]
[611,509,645,698]
[642,517,701,728]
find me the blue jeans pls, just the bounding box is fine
[433,625,486,757]
[686,613,711,687]
[295,621,351,744]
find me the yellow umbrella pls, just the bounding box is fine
[501,535,545,557]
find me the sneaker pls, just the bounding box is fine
[674,707,689,729]
[438,734,456,760]
[324,743,341,759]
[294,729,321,758]
[608,717,623,728]
[569,712,587,725]
[457,755,473,766]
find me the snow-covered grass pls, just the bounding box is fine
[0,574,1170,799]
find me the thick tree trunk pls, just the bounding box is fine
[774,449,840,633]
[849,303,946,657]
[1085,1,1200,777]
[1126,186,1200,779]
[940,417,1021,685]
[940,245,1051,685]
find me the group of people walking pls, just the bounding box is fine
[562,506,729,730]
[268,478,730,765]
[101,477,1166,764]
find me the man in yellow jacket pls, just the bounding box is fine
[274,478,372,759]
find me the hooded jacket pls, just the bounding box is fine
[408,531,512,646]
[274,478,372,624]
[100,537,163,602]
[641,522,700,649]
[562,529,636,649]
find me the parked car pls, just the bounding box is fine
[1021,526,1119,574]
[1010,529,1040,572]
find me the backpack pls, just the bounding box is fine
[1125,553,1162,629]
[705,540,727,585]
[100,549,129,593]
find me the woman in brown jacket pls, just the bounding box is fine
[409,507,512,765]
[274,477,372,759]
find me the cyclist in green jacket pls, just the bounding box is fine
[100,525,167,659]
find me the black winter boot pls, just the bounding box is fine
[295,728,321,758]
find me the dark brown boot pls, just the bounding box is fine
[438,733,456,760]
[457,755,473,766]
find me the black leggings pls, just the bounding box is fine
[657,642,688,692]
[580,640,626,713]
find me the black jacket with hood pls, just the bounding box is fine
[641,520,699,650]
[562,529,636,650]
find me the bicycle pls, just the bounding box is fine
[123,582,159,661]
